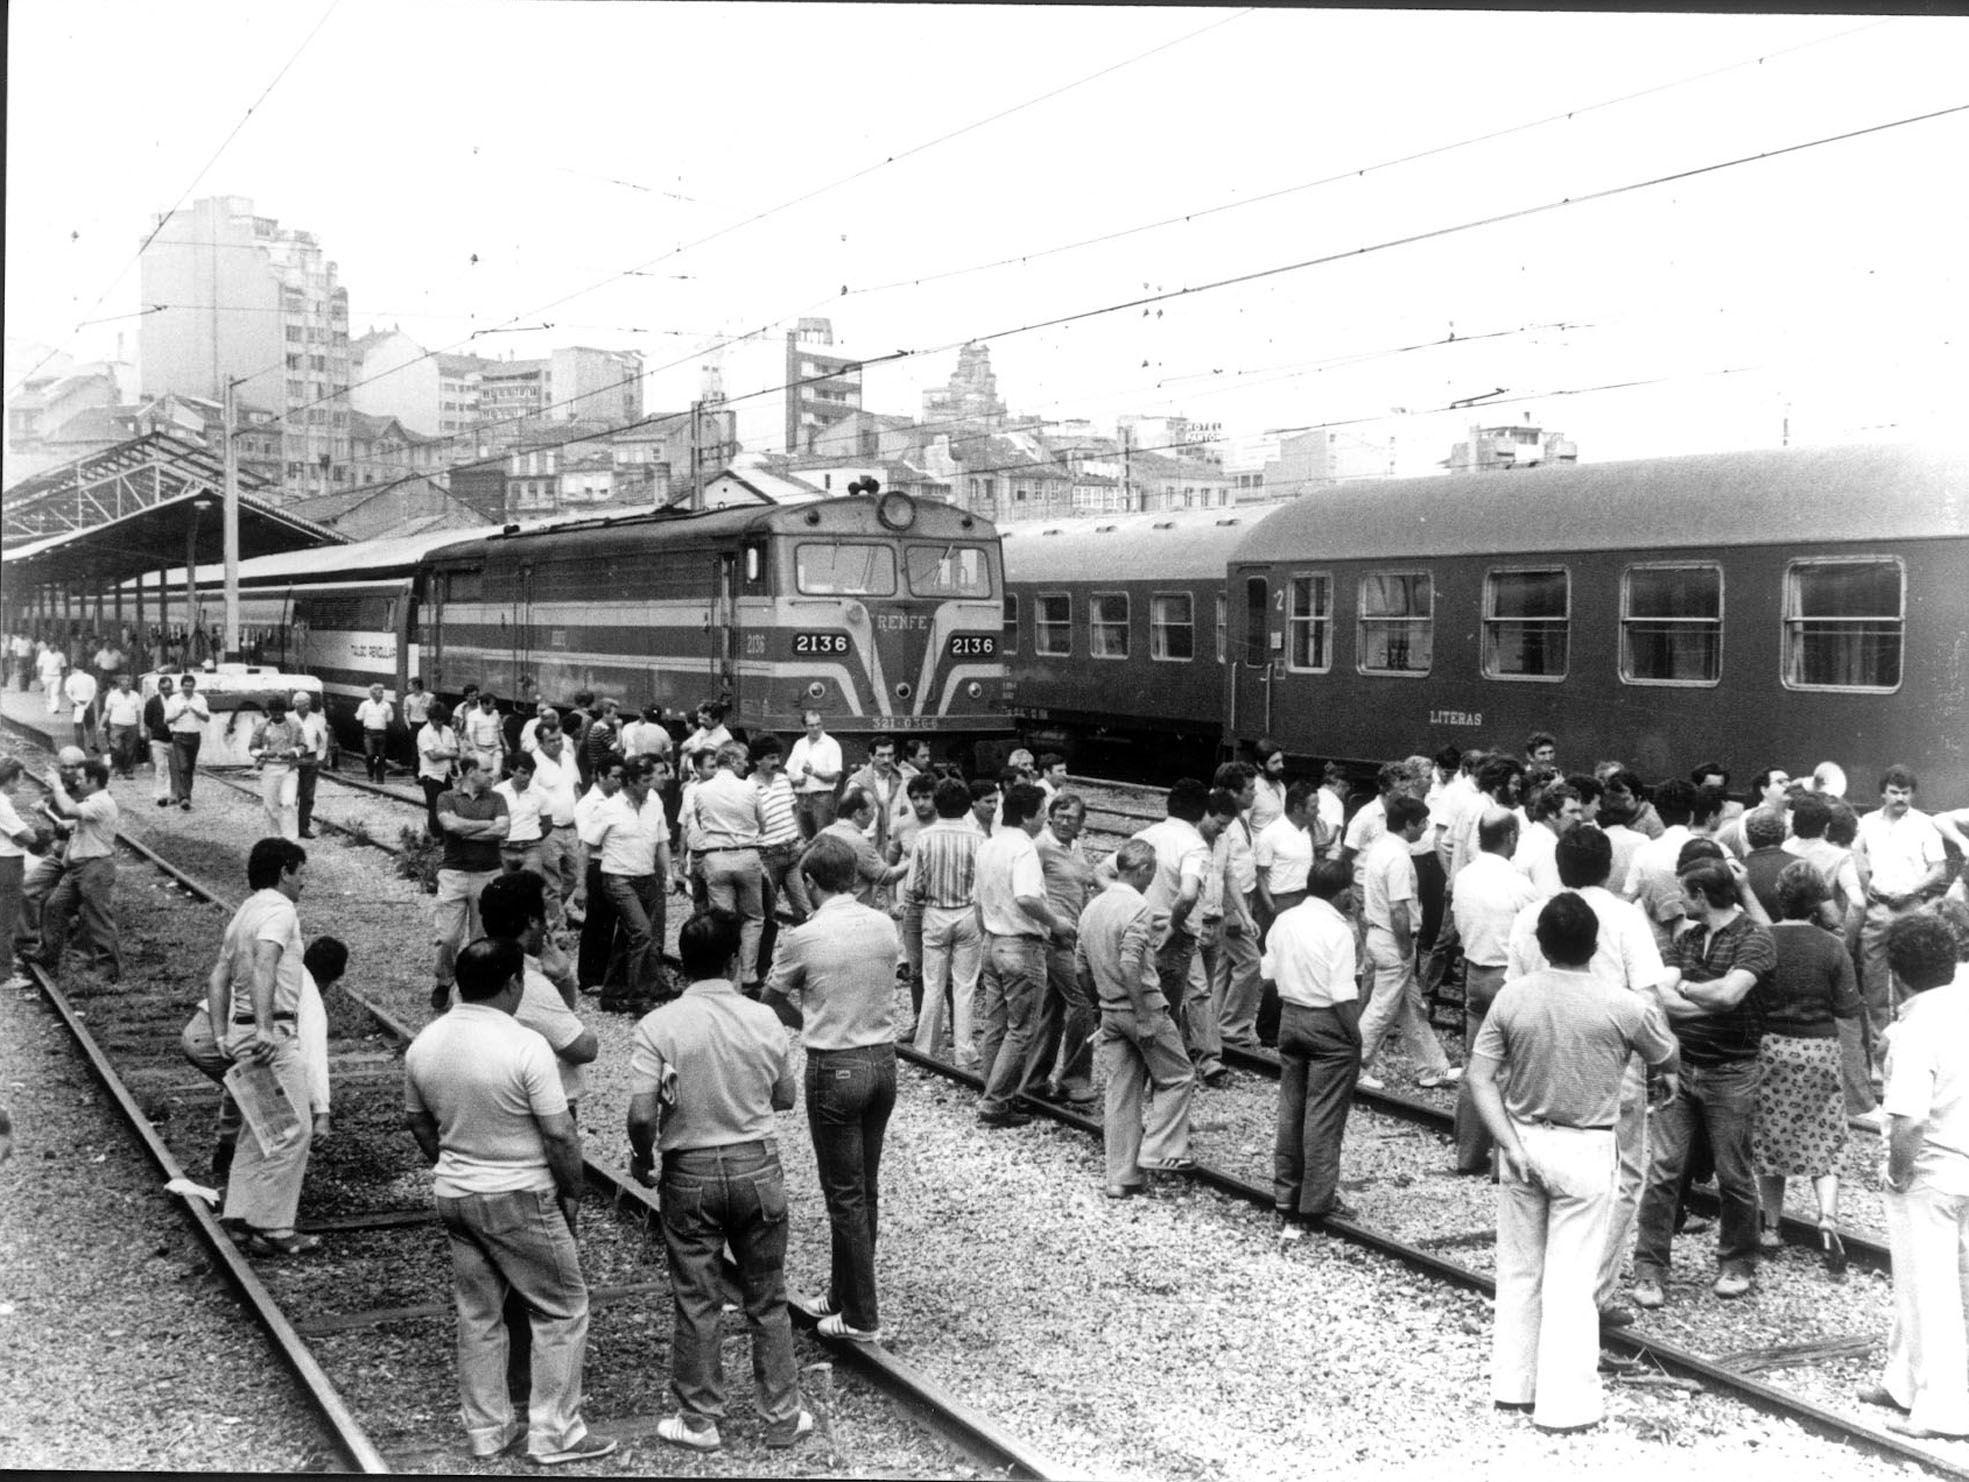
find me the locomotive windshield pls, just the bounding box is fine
[795,543,897,596]
[905,543,993,598]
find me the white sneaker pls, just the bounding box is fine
[1356,1072,1386,1092]
[1417,1067,1464,1089]
[1851,1108,1886,1133]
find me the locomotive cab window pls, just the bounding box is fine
[1090,592,1130,660]
[905,543,992,598]
[742,541,768,590]
[1358,571,1432,676]
[1783,556,1904,691]
[1002,594,1018,654]
[1150,593,1194,662]
[1036,593,1072,656]
[796,543,896,596]
[1287,573,1333,672]
[1621,563,1722,686]
[1482,567,1569,681]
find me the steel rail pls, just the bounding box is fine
[74,806,1079,1482]
[1217,1042,1891,1273]
[895,1043,1966,1481]
[18,951,390,1472]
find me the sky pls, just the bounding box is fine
[7,1,1968,475]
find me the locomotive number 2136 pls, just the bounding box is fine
[793,632,851,656]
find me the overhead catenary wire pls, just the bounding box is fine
[839,17,1894,301]
[295,99,1969,488]
[189,19,1925,462]
[223,9,1256,441]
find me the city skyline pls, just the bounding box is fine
[7,2,1968,479]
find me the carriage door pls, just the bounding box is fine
[424,571,448,695]
[713,552,740,711]
[1231,570,1276,740]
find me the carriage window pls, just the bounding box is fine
[1622,563,1722,686]
[1151,593,1194,662]
[1243,576,1268,667]
[1358,571,1432,675]
[1215,593,1227,664]
[906,543,991,598]
[444,569,481,603]
[1784,557,1903,691]
[1036,593,1071,656]
[1090,592,1130,659]
[795,543,896,596]
[1483,567,1569,680]
[1287,573,1332,672]
[1002,594,1018,654]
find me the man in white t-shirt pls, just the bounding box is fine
[100,674,144,778]
[1513,782,1583,896]
[354,684,395,782]
[1504,825,1674,1323]
[1254,782,1319,927]
[37,643,65,714]
[1449,810,1539,1172]
[63,667,99,752]
[786,709,843,839]
[405,937,613,1466]
[1855,766,1948,1093]
[1355,795,1455,1091]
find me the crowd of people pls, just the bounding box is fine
[12,642,1969,1455]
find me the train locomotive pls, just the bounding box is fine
[201,490,1014,757]
[1002,443,1968,805]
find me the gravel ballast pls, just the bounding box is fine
[5,746,1947,1479]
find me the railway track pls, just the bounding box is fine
[1217,1042,1893,1275]
[2,722,1077,1479]
[893,1043,1962,1479]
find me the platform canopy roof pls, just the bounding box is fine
[1,432,344,590]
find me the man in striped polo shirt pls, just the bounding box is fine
[906,778,985,1067]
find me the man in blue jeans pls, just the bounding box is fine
[1630,858,1778,1307]
[766,834,901,1342]
[628,911,812,1453]
[404,939,615,1466]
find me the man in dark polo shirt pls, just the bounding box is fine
[431,756,508,1011]
[627,911,812,1454]
[1630,858,1778,1307]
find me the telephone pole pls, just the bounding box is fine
[222,377,240,660]
[690,399,705,511]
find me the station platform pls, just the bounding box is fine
[0,681,70,754]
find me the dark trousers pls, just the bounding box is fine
[1452,964,1509,1171]
[296,763,319,834]
[602,873,665,1002]
[805,1044,897,1330]
[37,856,120,979]
[420,777,447,837]
[1275,1000,1361,1217]
[169,732,202,802]
[576,862,618,989]
[1028,939,1096,1098]
[1634,1058,1762,1278]
[1414,850,1446,951]
[362,730,388,782]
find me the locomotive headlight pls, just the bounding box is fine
[895,681,913,700]
[876,492,916,531]
[967,681,983,700]
[806,681,826,700]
